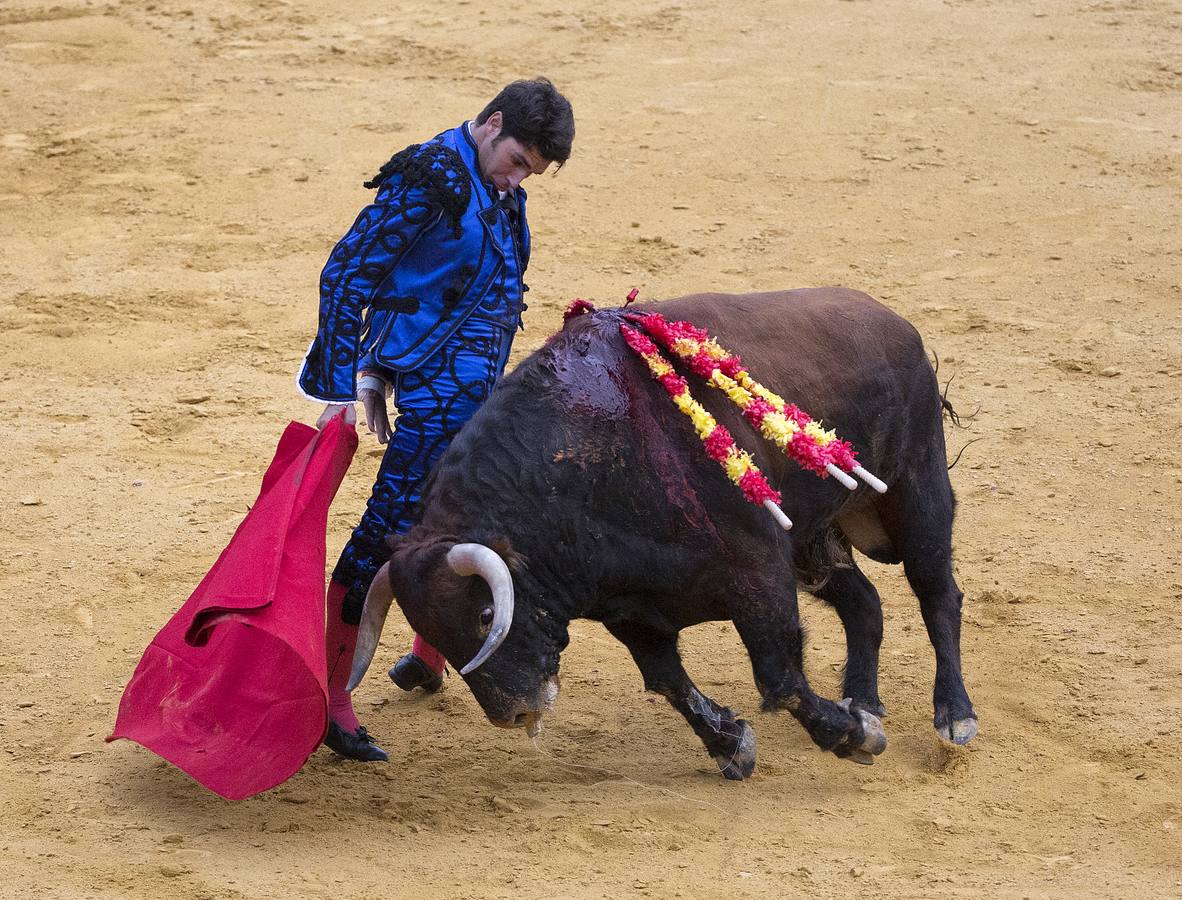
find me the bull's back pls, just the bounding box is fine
[647,288,936,439]
[650,288,926,383]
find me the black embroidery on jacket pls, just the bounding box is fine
[363,142,471,238]
[370,295,421,315]
[441,264,478,311]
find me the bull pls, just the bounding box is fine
[349,288,977,778]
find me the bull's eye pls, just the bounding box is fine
[479,606,495,628]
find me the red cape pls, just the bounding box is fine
[108,415,357,800]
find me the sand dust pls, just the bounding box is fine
[2,0,1180,897]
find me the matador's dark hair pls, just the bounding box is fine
[474,77,575,169]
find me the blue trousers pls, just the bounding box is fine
[333,317,513,623]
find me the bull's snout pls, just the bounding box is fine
[484,675,560,737]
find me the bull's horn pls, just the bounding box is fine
[347,563,394,692]
[449,543,514,676]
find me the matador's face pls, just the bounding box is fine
[475,110,551,193]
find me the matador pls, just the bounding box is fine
[297,79,575,760]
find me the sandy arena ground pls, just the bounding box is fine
[2,0,1181,897]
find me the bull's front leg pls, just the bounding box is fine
[604,620,757,780]
[811,560,888,719]
[730,581,887,765]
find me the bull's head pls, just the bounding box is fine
[347,537,562,735]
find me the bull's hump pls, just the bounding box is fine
[540,317,631,418]
[548,344,629,418]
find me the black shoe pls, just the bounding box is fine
[323,722,388,762]
[388,653,444,693]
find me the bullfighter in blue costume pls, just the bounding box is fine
[298,79,575,761]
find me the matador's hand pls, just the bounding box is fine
[316,403,356,429]
[357,372,395,445]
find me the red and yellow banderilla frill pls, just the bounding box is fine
[624,312,887,494]
[619,323,794,530]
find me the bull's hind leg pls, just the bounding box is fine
[879,460,978,744]
[812,559,887,718]
[604,620,756,780]
[728,574,887,764]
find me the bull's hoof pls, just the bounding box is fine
[711,719,756,780]
[838,697,887,763]
[934,701,978,745]
[937,716,978,745]
[856,710,887,756]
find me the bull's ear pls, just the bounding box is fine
[487,536,528,574]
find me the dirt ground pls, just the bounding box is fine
[2,0,1180,897]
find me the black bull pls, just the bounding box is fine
[351,288,977,778]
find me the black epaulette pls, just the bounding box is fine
[363,142,471,238]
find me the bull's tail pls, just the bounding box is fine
[941,395,962,427]
[930,349,979,470]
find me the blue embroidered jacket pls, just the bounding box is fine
[298,123,530,402]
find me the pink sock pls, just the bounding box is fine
[325,580,361,732]
[412,634,446,674]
